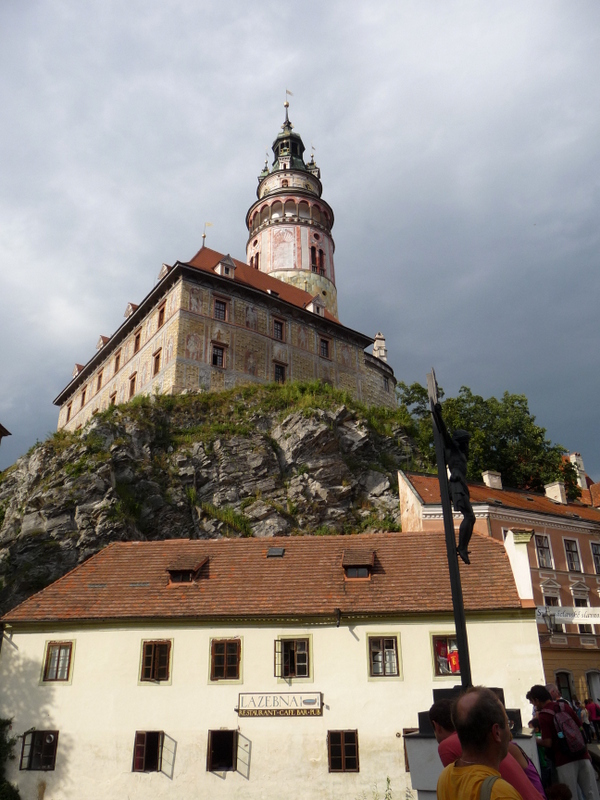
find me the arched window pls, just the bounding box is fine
[271,202,282,219]
[255,252,259,270]
[298,202,310,219]
[311,206,321,223]
[284,200,295,218]
[252,212,259,231]
[311,247,317,272]
[318,250,325,275]
[556,671,574,703]
[260,206,269,225]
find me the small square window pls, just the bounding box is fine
[207,730,237,772]
[43,642,73,682]
[212,345,225,368]
[328,730,359,772]
[210,639,241,681]
[368,637,399,677]
[273,320,284,341]
[565,539,581,572]
[320,339,330,359]
[275,638,309,678]
[157,303,166,328]
[20,731,58,771]
[132,731,164,772]
[433,635,460,676]
[140,641,171,682]
[274,364,286,384]
[134,330,141,353]
[214,299,227,321]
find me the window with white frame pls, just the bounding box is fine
[368,636,399,677]
[535,535,553,569]
[574,597,593,634]
[432,635,460,676]
[43,641,73,682]
[274,638,310,679]
[564,539,581,572]
[543,595,564,633]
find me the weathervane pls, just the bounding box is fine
[201,221,213,248]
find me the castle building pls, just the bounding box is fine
[54,105,396,432]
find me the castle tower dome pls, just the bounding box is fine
[245,102,338,318]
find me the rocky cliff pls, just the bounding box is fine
[0,382,422,614]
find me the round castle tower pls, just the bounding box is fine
[245,103,338,318]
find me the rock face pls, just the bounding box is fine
[0,385,421,614]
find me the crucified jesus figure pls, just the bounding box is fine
[432,402,476,565]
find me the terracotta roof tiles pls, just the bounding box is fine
[3,532,521,624]
[404,472,600,525]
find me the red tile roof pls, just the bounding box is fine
[3,532,521,624]
[403,472,600,525]
[185,247,340,322]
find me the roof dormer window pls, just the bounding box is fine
[214,255,236,279]
[167,556,208,585]
[342,549,375,580]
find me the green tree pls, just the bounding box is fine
[397,382,581,500]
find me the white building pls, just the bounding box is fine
[0,531,544,799]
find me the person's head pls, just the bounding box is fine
[528,717,541,733]
[453,430,471,456]
[546,784,573,800]
[429,699,455,743]
[546,683,560,701]
[452,687,511,766]
[526,685,552,711]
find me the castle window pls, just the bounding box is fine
[328,731,358,772]
[80,387,87,408]
[271,201,282,219]
[320,339,330,359]
[384,376,389,392]
[282,179,288,188]
[109,392,116,406]
[311,246,317,272]
[20,731,58,771]
[273,319,284,341]
[132,731,164,772]
[43,641,73,682]
[66,403,72,422]
[129,373,137,399]
[284,200,295,217]
[153,349,162,377]
[274,364,286,384]
[157,303,166,328]
[212,345,225,368]
[140,640,171,682]
[214,299,227,321]
[299,201,310,219]
[96,370,103,392]
[311,206,321,223]
[260,206,269,224]
[210,639,241,681]
[114,350,121,374]
[133,330,141,354]
[318,250,325,275]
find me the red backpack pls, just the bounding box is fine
[542,702,587,755]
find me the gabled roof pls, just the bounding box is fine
[3,531,522,625]
[402,472,600,526]
[185,247,339,322]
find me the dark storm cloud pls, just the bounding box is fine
[1,1,599,479]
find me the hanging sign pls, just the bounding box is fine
[536,606,600,624]
[237,692,322,717]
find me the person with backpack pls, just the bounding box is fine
[527,685,599,800]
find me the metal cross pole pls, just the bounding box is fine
[426,371,472,689]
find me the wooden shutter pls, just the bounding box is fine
[133,731,147,772]
[156,642,170,681]
[274,639,282,678]
[142,643,154,680]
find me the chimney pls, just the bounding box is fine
[373,332,387,362]
[482,470,502,490]
[545,481,567,504]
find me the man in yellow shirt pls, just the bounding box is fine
[437,687,523,800]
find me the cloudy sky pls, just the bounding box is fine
[1,1,599,481]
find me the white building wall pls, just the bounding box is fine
[0,615,543,800]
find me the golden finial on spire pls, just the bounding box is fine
[201,221,213,248]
